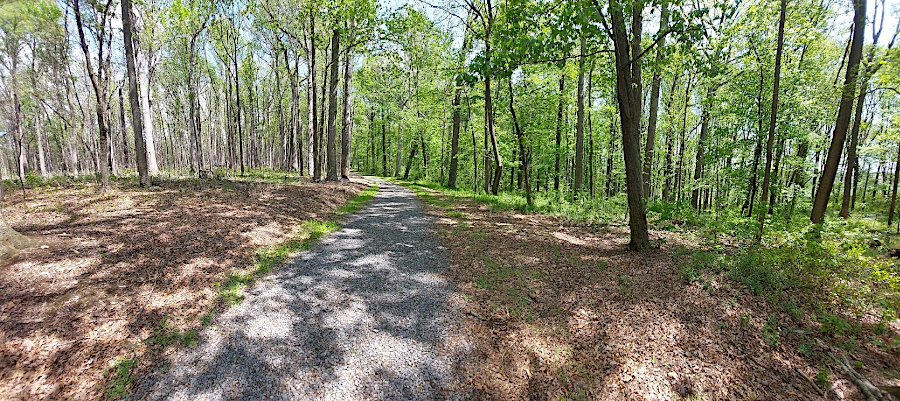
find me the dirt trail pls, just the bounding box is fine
[131,179,476,400]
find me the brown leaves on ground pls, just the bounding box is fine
[0,177,366,401]
[418,189,900,400]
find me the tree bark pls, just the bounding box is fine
[756,0,787,241]
[73,0,111,191]
[574,36,586,194]
[888,140,900,226]
[642,1,668,198]
[603,0,650,250]
[691,86,714,209]
[554,72,564,191]
[340,32,353,179]
[811,0,866,224]
[122,0,149,186]
[326,29,340,181]
[508,79,532,205]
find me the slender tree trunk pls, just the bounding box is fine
[888,140,900,226]
[73,0,111,190]
[691,86,715,209]
[340,33,353,179]
[588,62,595,198]
[574,37,586,194]
[508,79,532,205]
[554,72,564,191]
[643,1,668,198]
[756,0,788,241]
[811,0,866,224]
[326,29,340,181]
[662,75,679,201]
[381,106,387,176]
[233,31,245,176]
[840,78,870,217]
[8,42,26,194]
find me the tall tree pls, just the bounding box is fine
[72,0,113,190]
[643,0,668,198]
[121,0,149,186]
[810,0,866,224]
[596,0,650,250]
[326,28,340,181]
[756,0,787,241]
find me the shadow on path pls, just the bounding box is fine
[131,179,475,400]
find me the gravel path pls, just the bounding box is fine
[131,179,475,401]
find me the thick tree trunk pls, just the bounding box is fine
[134,7,159,175]
[605,0,650,250]
[811,0,866,224]
[448,84,462,188]
[756,0,787,240]
[122,0,149,186]
[326,29,340,181]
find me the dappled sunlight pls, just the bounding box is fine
[0,178,366,400]
[132,179,474,400]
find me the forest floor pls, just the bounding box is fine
[0,173,367,400]
[394,180,900,400]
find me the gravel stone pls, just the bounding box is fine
[131,179,475,401]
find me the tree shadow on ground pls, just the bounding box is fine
[413,187,897,400]
[130,181,477,400]
[0,177,365,400]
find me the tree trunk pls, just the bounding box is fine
[73,0,111,191]
[508,79,532,205]
[888,140,900,226]
[604,0,650,250]
[326,29,340,181]
[122,0,149,186]
[642,1,668,198]
[756,0,787,241]
[811,0,866,224]
[382,106,387,176]
[840,77,870,218]
[574,36,586,194]
[134,6,159,175]
[554,72,564,191]
[340,33,353,179]
[691,86,715,209]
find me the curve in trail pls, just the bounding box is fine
[132,178,474,401]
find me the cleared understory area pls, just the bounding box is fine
[396,180,900,400]
[0,173,367,400]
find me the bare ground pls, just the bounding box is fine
[0,176,367,400]
[410,186,900,400]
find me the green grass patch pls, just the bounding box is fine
[446,211,466,219]
[214,183,378,307]
[104,356,136,400]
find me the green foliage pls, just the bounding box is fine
[104,357,135,400]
